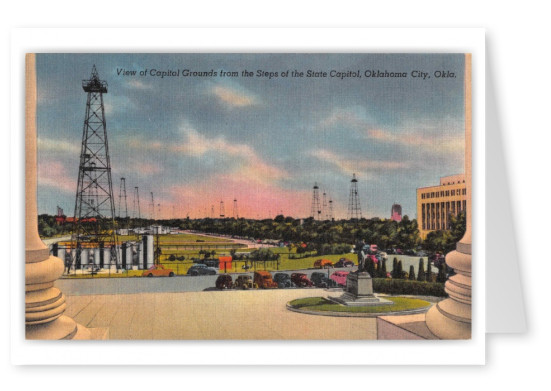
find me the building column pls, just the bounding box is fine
[425,53,472,339]
[25,54,91,340]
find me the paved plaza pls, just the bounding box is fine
[62,288,378,340]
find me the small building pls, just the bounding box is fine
[390,203,402,222]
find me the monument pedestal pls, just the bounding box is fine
[329,272,392,307]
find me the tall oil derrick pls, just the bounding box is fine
[347,173,362,220]
[310,182,321,220]
[71,65,118,268]
[118,178,128,218]
[328,199,334,221]
[219,201,225,218]
[233,198,239,219]
[322,191,328,220]
[150,192,155,220]
[118,177,129,230]
[133,186,141,220]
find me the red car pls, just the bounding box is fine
[291,273,313,287]
[330,271,349,287]
[142,264,174,277]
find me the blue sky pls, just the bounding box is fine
[36,53,465,220]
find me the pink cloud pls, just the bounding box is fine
[165,176,311,219]
[366,129,464,154]
[38,160,75,193]
[171,126,287,184]
[310,148,407,176]
[210,85,258,107]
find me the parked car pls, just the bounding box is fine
[202,258,219,268]
[291,272,313,287]
[273,272,294,288]
[310,271,337,288]
[334,258,354,268]
[142,264,174,277]
[314,259,333,269]
[187,264,217,276]
[234,275,254,289]
[330,271,350,287]
[253,271,278,289]
[215,274,233,289]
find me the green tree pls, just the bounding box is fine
[366,256,375,277]
[417,258,425,282]
[381,259,387,278]
[391,257,398,278]
[397,260,404,279]
[437,263,448,283]
[426,261,433,282]
[409,265,416,281]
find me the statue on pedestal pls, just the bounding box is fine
[356,240,366,274]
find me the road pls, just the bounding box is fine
[55,267,355,296]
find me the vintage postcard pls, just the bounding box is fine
[25,52,472,341]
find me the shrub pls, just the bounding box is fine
[372,278,446,297]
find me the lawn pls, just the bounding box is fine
[288,296,431,314]
[118,233,233,244]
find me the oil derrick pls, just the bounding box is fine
[233,198,239,219]
[220,201,225,218]
[347,173,362,220]
[310,182,321,220]
[328,199,334,221]
[322,191,328,220]
[133,186,141,220]
[118,178,128,218]
[150,192,155,220]
[118,177,129,229]
[71,65,118,268]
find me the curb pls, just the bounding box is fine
[286,301,433,318]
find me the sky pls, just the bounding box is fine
[36,53,465,220]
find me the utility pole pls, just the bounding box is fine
[150,192,155,220]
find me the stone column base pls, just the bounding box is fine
[26,315,109,340]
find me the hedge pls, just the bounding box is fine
[372,278,447,297]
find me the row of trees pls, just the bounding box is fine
[38,211,466,255]
[177,215,422,250]
[363,256,448,283]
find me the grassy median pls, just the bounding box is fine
[288,296,431,313]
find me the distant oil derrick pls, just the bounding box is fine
[347,173,362,220]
